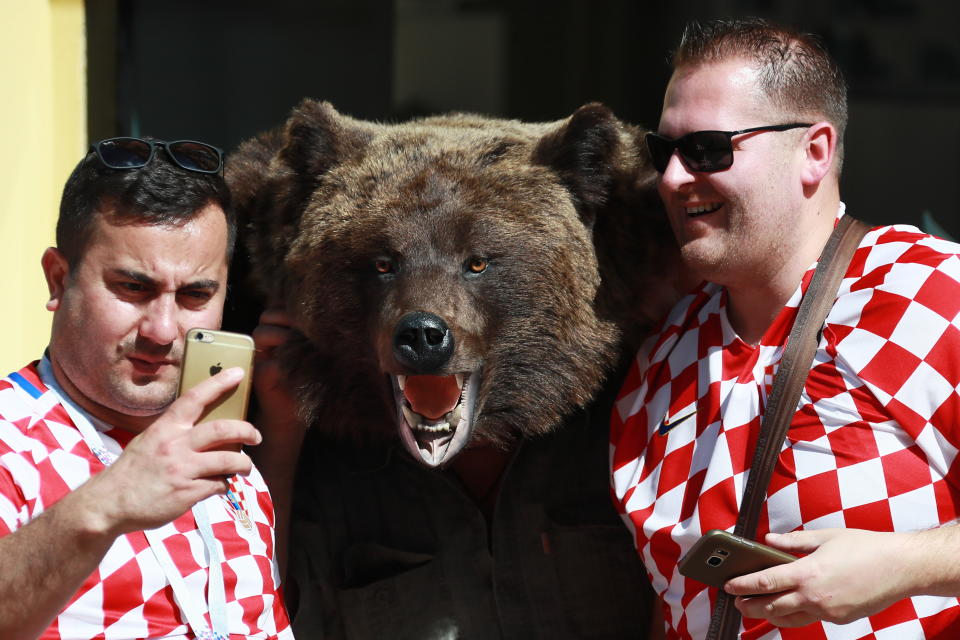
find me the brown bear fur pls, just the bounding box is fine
[227,99,680,467]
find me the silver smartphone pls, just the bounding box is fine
[678,529,796,589]
[178,328,255,424]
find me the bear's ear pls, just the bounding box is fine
[225,127,285,217]
[533,103,623,220]
[278,99,373,179]
[225,100,374,307]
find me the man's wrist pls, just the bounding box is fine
[62,472,126,545]
[904,525,960,597]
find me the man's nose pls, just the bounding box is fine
[139,295,180,345]
[659,152,696,190]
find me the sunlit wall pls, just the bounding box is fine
[0,0,86,371]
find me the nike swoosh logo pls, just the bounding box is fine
[658,408,697,435]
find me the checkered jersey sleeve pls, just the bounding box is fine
[0,432,28,536]
[824,228,960,458]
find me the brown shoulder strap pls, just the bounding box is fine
[707,215,871,640]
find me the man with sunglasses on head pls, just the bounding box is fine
[611,18,960,640]
[0,138,292,639]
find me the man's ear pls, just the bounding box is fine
[41,247,69,311]
[800,121,837,187]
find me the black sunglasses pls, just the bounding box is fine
[646,123,813,173]
[90,137,224,174]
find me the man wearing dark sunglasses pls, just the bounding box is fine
[611,18,960,640]
[0,138,292,639]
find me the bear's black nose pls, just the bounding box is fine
[393,312,454,373]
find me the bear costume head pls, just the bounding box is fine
[227,99,680,468]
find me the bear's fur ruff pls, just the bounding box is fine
[227,99,680,467]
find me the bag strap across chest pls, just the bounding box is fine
[707,215,871,640]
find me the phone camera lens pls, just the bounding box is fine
[707,555,724,567]
[195,332,205,341]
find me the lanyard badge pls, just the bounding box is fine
[225,477,253,530]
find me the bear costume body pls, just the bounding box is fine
[227,100,680,638]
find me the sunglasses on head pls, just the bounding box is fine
[645,123,813,174]
[90,137,224,174]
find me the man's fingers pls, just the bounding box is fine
[734,594,775,620]
[252,324,291,358]
[193,476,238,500]
[252,308,295,362]
[168,367,245,423]
[191,419,262,451]
[258,308,294,328]
[764,611,818,628]
[725,563,798,596]
[735,591,804,619]
[194,449,255,479]
[765,528,839,553]
[735,593,820,627]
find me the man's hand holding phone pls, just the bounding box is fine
[679,530,796,591]
[724,528,920,628]
[81,366,261,536]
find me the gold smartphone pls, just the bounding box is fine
[178,328,255,423]
[678,529,796,589]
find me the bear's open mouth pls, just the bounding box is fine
[391,366,481,467]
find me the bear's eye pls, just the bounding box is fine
[375,259,394,274]
[467,258,488,274]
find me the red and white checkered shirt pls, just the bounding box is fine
[0,361,293,640]
[611,217,960,639]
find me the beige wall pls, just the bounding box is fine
[0,0,86,372]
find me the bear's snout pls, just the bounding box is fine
[393,312,455,373]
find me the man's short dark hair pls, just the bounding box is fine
[57,137,236,268]
[673,18,848,170]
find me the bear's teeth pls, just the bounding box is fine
[396,374,407,391]
[404,403,453,433]
[402,404,421,428]
[455,373,464,389]
[447,404,462,426]
[415,421,451,433]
